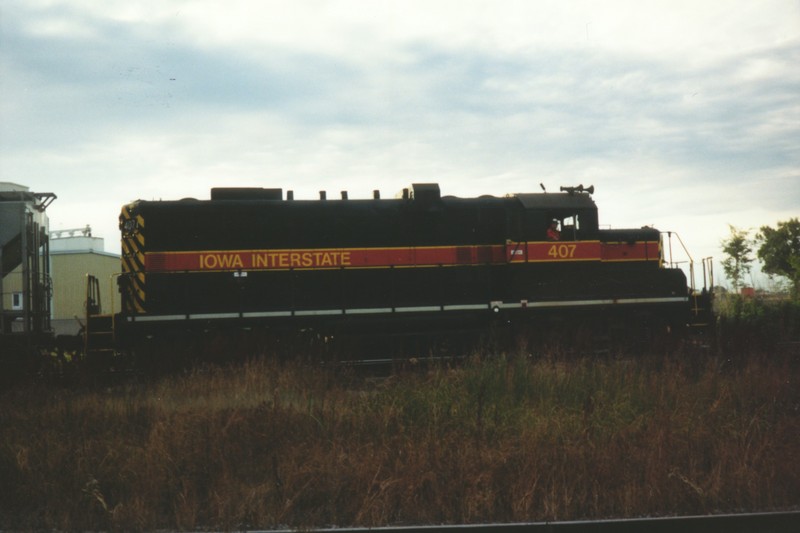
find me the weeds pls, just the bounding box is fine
[715,296,800,357]
[1,348,798,530]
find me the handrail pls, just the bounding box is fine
[109,272,121,344]
[84,274,100,355]
[662,231,695,292]
[700,256,714,292]
[661,232,716,294]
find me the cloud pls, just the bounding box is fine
[1,0,799,286]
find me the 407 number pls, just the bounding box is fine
[547,244,577,259]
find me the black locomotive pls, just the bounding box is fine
[99,183,709,360]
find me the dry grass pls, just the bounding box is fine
[1,347,798,530]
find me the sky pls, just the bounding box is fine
[1,0,798,290]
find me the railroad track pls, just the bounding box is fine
[254,511,799,533]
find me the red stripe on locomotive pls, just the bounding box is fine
[144,239,659,273]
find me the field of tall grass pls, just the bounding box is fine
[2,329,798,531]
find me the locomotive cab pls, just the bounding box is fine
[514,189,599,242]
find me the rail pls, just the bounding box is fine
[253,511,799,533]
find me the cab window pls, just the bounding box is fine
[562,215,579,240]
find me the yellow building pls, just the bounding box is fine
[49,228,120,335]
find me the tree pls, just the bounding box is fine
[721,225,753,292]
[757,218,800,298]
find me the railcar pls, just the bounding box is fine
[102,183,703,360]
[0,184,56,379]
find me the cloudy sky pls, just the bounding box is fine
[2,0,798,288]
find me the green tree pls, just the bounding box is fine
[721,225,753,292]
[757,218,800,298]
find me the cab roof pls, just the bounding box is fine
[515,192,596,210]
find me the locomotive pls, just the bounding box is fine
[84,183,711,362]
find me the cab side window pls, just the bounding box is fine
[562,215,579,240]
